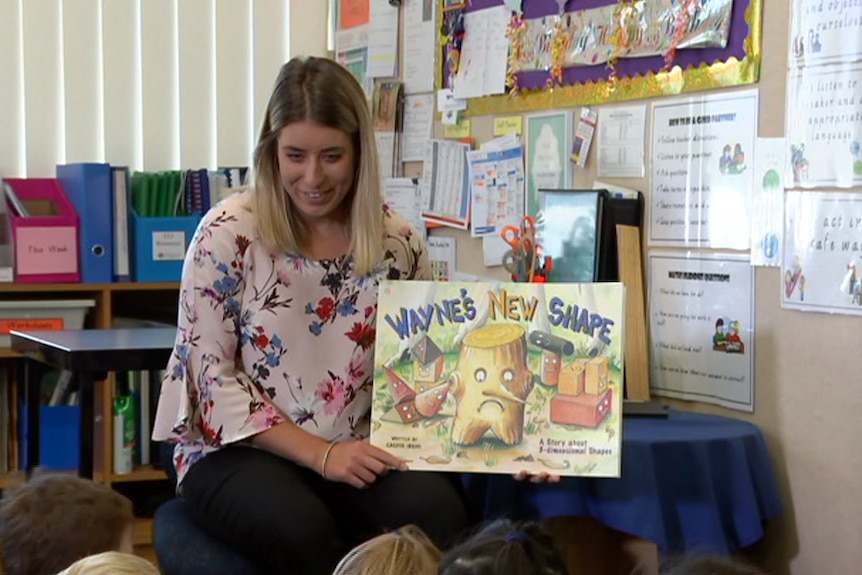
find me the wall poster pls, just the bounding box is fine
[524,110,573,222]
[648,251,755,412]
[750,137,787,267]
[649,89,758,250]
[783,190,862,316]
[787,0,862,187]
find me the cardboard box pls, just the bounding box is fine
[558,361,585,396]
[130,210,200,282]
[584,356,609,395]
[19,402,81,471]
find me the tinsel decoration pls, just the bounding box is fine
[506,12,527,95]
[608,0,642,90]
[664,0,702,70]
[546,0,571,89]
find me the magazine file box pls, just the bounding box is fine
[4,178,80,283]
[18,400,81,471]
[130,208,200,282]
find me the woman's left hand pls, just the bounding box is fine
[513,470,561,483]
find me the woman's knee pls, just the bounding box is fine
[371,471,469,546]
[180,446,344,572]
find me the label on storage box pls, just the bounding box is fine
[152,231,187,261]
[16,227,78,275]
[0,318,65,334]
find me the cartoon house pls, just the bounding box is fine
[410,335,444,388]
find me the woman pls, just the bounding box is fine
[153,56,467,575]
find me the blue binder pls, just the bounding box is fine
[57,163,114,283]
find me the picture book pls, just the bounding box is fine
[371,281,625,478]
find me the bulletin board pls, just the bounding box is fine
[415,2,861,573]
[439,0,762,115]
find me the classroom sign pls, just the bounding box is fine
[371,281,624,478]
[783,190,862,316]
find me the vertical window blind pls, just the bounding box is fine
[0,0,329,178]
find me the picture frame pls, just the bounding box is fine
[537,189,606,283]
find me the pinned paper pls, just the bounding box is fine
[444,120,472,139]
[441,109,460,125]
[571,107,597,167]
[494,116,522,136]
[340,0,370,29]
[437,88,467,112]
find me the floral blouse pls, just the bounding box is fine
[152,191,430,486]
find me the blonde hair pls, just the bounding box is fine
[252,56,383,276]
[332,525,442,575]
[55,551,159,575]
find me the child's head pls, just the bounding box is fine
[332,524,442,575]
[55,551,159,575]
[438,519,568,575]
[663,554,764,574]
[0,473,135,575]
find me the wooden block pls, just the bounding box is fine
[584,356,609,395]
[558,361,585,395]
[550,388,612,428]
[616,225,651,401]
[540,350,562,387]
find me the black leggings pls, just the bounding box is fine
[181,445,469,575]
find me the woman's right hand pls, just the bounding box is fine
[322,440,407,489]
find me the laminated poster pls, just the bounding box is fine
[371,280,625,478]
[783,190,862,316]
[648,251,755,412]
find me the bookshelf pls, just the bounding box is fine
[0,281,179,489]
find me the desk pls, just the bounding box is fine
[462,409,784,555]
[11,328,176,478]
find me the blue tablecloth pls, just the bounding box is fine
[461,409,784,555]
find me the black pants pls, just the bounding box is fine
[181,445,469,575]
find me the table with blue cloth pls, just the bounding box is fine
[461,408,784,556]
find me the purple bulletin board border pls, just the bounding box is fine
[447,0,761,115]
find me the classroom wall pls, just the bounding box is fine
[315,0,858,572]
[415,2,860,574]
[289,2,330,60]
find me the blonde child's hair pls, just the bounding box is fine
[55,551,159,575]
[332,524,442,575]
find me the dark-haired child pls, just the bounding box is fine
[438,519,568,575]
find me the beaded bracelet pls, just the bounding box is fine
[320,441,337,480]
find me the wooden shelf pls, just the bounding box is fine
[110,464,168,483]
[0,282,180,490]
[0,282,179,293]
[133,516,155,546]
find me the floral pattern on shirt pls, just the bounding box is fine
[152,191,430,485]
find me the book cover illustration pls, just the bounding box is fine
[371,281,625,478]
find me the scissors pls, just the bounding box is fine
[500,216,538,282]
